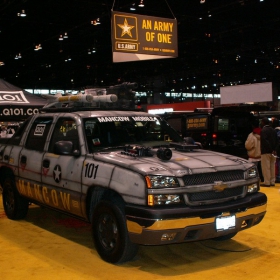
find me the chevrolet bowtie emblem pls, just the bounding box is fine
[213,181,227,192]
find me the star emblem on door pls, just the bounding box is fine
[53,165,62,183]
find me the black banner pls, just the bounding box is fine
[112,11,177,62]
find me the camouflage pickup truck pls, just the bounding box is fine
[0,90,267,263]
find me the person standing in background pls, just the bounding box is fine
[245,121,264,182]
[271,117,280,183]
[260,117,278,187]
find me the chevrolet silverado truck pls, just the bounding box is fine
[0,90,267,264]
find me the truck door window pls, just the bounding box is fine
[7,118,30,146]
[49,117,79,153]
[25,117,53,151]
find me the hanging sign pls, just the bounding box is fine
[111,11,178,62]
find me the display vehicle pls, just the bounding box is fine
[0,84,267,263]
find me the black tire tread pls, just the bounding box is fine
[2,176,29,220]
[92,198,138,263]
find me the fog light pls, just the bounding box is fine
[247,183,258,193]
[148,194,182,205]
[161,233,177,241]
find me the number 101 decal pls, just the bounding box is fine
[84,163,99,179]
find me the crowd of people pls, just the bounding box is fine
[0,125,17,138]
[245,116,280,187]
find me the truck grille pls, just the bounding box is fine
[183,170,245,205]
[183,170,244,186]
[188,186,244,202]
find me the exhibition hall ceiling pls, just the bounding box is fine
[0,0,279,91]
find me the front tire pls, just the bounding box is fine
[92,199,138,263]
[2,176,29,220]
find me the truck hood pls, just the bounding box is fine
[93,147,251,177]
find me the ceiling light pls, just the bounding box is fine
[17,10,26,17]
[138,0,144,7]
[0,61,5,66]
[91,18,101,25]
[34,44,42,51]
[59,34,64,40]
[200,0,205,3]
[15,53,22,59]
[63,32,68,39]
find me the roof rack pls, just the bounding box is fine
[39,82,139,113]
[39,94,118,112]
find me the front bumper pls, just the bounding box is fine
[125,192,267,245]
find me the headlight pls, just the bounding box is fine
[247,166,258,178]
[145,175,180,188]
[146,176,182,205]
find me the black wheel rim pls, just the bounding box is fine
[97,212,119,251]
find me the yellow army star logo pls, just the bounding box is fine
[117,18,135,38]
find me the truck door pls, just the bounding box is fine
[0,119,31,179]
[41,117,84,217]
[17,117,53,199]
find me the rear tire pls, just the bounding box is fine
[2,176,29,220]
[92,199,138,263]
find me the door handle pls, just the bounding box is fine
[43,159,50,168]
[20,155,27,165]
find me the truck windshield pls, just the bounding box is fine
[84,116,183,152]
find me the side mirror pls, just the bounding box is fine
[54,141,80,156]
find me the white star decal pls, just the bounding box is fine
[53,165,61,183]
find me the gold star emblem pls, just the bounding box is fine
[117,18,135,38]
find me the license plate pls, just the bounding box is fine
[215,215,236,231]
